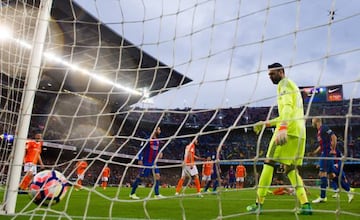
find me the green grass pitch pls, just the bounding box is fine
[1,187,359,219]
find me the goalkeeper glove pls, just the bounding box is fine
[275,124,288,145]
[253,121,264,135]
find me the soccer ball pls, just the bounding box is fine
[29,170,69,206]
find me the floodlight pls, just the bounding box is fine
[0,25,12,40]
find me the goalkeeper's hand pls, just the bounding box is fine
[253,121,265,135]
[275,124,288,145]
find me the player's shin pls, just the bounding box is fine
[287,169,309,204]
[257,164,274,204]
[320,176,328,198]
[131,178,141,194]
[19,174,32,190]
[154,180,160,195]
[330,177,339,191]
[176,178,184,193]
[340,178,351,191]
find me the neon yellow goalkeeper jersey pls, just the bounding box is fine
[275,77,306,139]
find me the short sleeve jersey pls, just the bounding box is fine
[24,140,43,164]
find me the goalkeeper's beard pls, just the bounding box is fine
[271,76,281,84]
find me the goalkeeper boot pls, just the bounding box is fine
[246,203,262,213]
[298,203,312,215]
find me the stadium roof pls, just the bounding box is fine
[1,0,192,112]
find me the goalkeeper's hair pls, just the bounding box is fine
[268,62,284,73]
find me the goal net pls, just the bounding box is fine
[0,0,359,219]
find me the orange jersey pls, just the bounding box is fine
[24,140,43,164]
[273,187,288,195]
[202,162,213,176]
[76,161,88,175]
[184,143,195,165]
[236,165,246,178]
[102,167,110,178]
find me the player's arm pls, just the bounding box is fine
[272,85,295,145]
[194,154,204,161]
[330,133,337,155]
[137,146,145,165]
[38,154,45,169]
[309,146,321,156]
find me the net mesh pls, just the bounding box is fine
[0,0,359,219]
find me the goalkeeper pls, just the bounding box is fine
[246,63,312,215]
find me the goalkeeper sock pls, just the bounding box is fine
[287,169,309,204]
[154,180,160,195]
[257,164,274,204]
[320,176,327,198]
[194,177,201,193]
[176,178,184,193]
[130,178,141,195]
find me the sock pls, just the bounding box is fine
[76,179,83,188]
[340,177,350,192]
[287,169,309,204]
[330,177,339,191]
[320,176,327,198]
[204,180,212,192]
[154,180,160,195]
[256,164,274,204]
[194,177,201,193]
[239,182,244,188]
[212,180,219,192]
[176,178,184,193]
[131,178,141,195]
[19,174,32,190]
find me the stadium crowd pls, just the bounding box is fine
[1,98,359,189]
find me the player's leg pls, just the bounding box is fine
[130,168,148,199]
[203,178,211,192]
[201,175,209,188]
[256,136,279,204]
[189,166,201,194]
[285,165,309,202]
[339,171,354,203]
[101,177,106,189]
[246,136,278,212]
[175,167,188,195]
[313,157,333,203]
[75,174,83,190]
[212,178,219,193]
[239,177,244,188]
[330,172,340,198]
[153,168,164,198]
[278,136,311,215]
[19,163,37,190]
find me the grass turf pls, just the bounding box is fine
[0,187,359,219]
